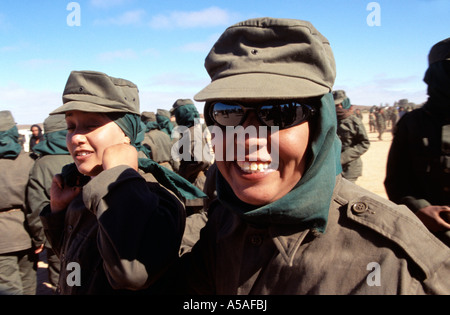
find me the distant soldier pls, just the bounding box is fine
[354,108,363,120]
[385,37,450,247]
[390,108,399,134]
[171,99,213,215]
[141,111,175,171]
[375,107,386,140]
[0,110,37,295]
[369,109,376,132]
[333,90,370,183]
[27,114,73,293]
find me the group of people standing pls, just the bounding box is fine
[0,17,449,296]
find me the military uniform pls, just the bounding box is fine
[39,71,199,294]
[175,18,450,295]
[385,38,450,247]
[183,176,450,294]
[0,111,36,295]
[333,91,370,182]
[27,114,73,291]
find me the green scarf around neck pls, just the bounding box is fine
[32,130,69,157]
[112,113,206,201]
[0,126,22,159]
[216,93,342,233]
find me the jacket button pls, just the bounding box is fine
[250,235,263,246]
[352,202,368,214]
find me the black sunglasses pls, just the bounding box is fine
[209,100,317,129]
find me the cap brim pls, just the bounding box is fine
[50,101,136,115]
[194,73,330,102]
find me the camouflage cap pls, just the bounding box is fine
[51,70,140,115]
[194,17,336,101]
[0,110,15,132]
[332,90,347,105]
[170,98,195,114]
[141,111,156,123]
[428,37,450,66]
[43,114,67,133]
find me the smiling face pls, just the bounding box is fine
[213,102,311,206]
[65,111,129,177]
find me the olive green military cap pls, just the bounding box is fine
[332,90,347,105]
[51,70,140,115]
[141,111,156,123]
[194,17,336,101]
[157,109,171,118]
[43,114,67,133]
[428,37,450,66]
[170,98,195,114]
[0,110,16,132]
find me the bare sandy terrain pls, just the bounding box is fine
[355,112,393,200]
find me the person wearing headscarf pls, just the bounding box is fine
[29,124,44,152]
[171,99,213,216]
[385,38,450,247]
[333,90,370,183]
[27,114,73,293]
[0,111,37,295]
[174,17,449,294]
[140,111,174,171]
[39,71,205,294]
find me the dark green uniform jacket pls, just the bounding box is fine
[336,111,370,181]
[40,166,185,294]
[27,154,74,248]
[181,176,450,294]
[0,152,35,254]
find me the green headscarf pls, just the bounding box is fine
[32,130,69,156]
[157,115,175,138]
[0,126,22,159]
[111,113,206,200]
[174,104,200,128]
[216,93,342,233]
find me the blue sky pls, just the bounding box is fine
[1,0,449,124]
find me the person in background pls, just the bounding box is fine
[375,107,387,140]
[27,114,73,293]
[175,17,449,295]
[333,90,370,183]
[39,70,204,294]
[141,111,175,171]
[385,37,450,247]
[171,99,212,215]
[0,111,37,295]
[29,124,44,152]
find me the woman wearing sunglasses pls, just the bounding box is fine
[179,18,449,295]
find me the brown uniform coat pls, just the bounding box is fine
[183,176,450,294]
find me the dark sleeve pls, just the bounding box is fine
[82,165,186,291]
[39,205,67,257]
[384,117,431,211]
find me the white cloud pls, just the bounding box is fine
[335,74,428,106]
[90,0,131,9]
[19,59,69,70]
[149,7,235,29]
[94,10,146,26]
[0,84,61,125]
[97,49,138,62]
[180,33,221,53]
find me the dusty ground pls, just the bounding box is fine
[355,112,393,200]
[35,112,394,295]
